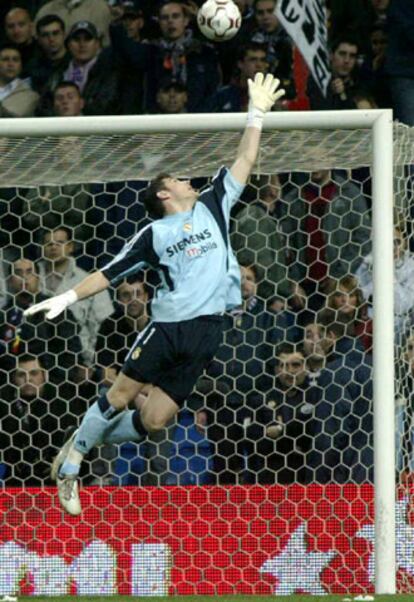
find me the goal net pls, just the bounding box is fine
[0,113,411,596]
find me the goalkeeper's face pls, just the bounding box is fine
[163,177,198,205]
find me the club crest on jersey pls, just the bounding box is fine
[132,347,141,360]
[183,223,192,232]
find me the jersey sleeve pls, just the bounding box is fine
[199,166,244,229]
[213,166,244,215]
[101,224,159,285]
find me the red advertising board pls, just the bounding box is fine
[0,484,411,596]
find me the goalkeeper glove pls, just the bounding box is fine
[247,72,285,129]
[23,289,78,320]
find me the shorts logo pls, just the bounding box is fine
[183,223,192,232]
[132,347,141,360]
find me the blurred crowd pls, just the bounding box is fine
[1,0,414,488]
[0,0,409,121]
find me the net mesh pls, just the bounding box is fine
[0,121,412,596]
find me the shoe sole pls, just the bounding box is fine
[50,428,79,482]
[57,477,81,516]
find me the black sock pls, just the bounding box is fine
[132,410,148,436]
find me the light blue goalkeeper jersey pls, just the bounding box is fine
[101,167,244,322]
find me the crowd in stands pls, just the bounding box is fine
[0,0,414,487]
[0,0,408,120]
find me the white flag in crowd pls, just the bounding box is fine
[276,0,330,96]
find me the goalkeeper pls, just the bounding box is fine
[24,73,285,515]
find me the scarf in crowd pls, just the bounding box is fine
[159,30,195,84]
[64,54,98,93]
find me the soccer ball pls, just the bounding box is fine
[197,0,242,42]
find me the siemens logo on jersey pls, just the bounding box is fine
[166,229,215,257]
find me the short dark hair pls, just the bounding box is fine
[42,225,73,243]
[253,0,276,10]
[0,43,21,56]
[239,261,259,281]
[18,353,42,366]
[53,81,81,97]
[144,173,171,219]
[330,36,359,54]
[36,14,65,35]
[238,42,268,62]
[275,342,302,358]
[158,1,187,16]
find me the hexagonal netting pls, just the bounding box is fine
[0,120,413,596]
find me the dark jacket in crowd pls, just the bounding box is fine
[0,382,82,486]
[307,75,358,110]
[207,297,282,408]
[308,336,373,484]
[0,292,83,384]
[110,27,220,113]
[95,305,145,372]
[385,0,414,79]
[81,48,122,115]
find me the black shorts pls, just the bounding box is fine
[121,315,224,405]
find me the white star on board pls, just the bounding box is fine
[357,497,414,580]
[260,522,335,595]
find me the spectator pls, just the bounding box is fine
[0,257,84,385]
[95,277,149,388]
[20,180,94,245]
[385,0,414,125]
[308,316,373,484]
[281,169,371,313]
[206,263,288,483]
[155,78,188,113]
[214,0,255,84]
[356,225,414,340]
[152,0,220,112]
[370,0,389,28]
[31,15,69,106]
[253,342,319,484]
[359,25,390,107]
[118,0,145,42]
[0,44,39,117]
[302,322,328,377]
[35,0,112,47]
[0,354,68,486]
[4,7,39,77]
[249,0,296,99]
[37,227,113,365]
[395,330,414,476]
[53,81,84,115]
[111,0,220,113]
[307,36,359,110]
[203,42,268,112]
[231,173,291,299]
[324,275,372,352]
[63,20,121,115]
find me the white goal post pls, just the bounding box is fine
[0,109,395,594]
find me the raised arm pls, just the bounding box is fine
[230,73,285,186]
[23,270,110,320]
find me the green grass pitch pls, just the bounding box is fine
[18,594,414,602]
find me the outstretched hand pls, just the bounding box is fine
[248,72,285,113]
[23,290,78,320]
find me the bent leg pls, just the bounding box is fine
[59,373,147,476]
[140,386,180,432]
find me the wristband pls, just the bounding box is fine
[247,105,264,130]
[66,289,78,305]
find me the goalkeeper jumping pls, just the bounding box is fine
[24,73,285,515]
